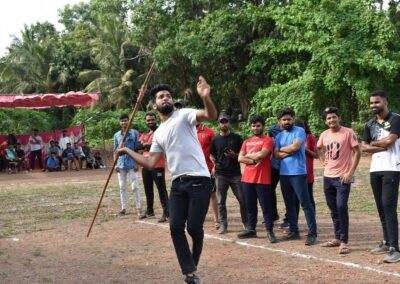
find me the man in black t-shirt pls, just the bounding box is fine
[210,114,247,234]
[361,90,400,263]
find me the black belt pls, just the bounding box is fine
[174,175,209,182]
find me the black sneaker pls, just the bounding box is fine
[279,221,290,230]
[237,229,257,239]
[146,212,155,217]
[283,231,300,240]
[305,235,317,246]
[118,209,126,216]
[184,273,201,284]
[267,230,277,243]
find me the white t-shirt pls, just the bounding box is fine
[59,136,73,151]
[363,112,400,172]
[29,135,43,151]
[150,108,210,181]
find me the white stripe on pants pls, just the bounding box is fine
[117,169,141,211]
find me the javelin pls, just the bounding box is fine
[86,62,156,237]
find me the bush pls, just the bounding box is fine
[72,107,147,146]
[0,109,54,134]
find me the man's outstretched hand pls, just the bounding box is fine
[196,76,211,99]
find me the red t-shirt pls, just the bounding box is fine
[196,124,215,172]
[306,133,316,183]
[139,130,165,169]
[241,135,273,185]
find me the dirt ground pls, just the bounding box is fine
[1,158,400,283]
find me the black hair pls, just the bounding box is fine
[323,107,340,119]
[149,84,174,98]
[277,107,295,119]
[249,115,265,126]
[119,113,129,120]
[370,90,388,99]
[145,112,156,118]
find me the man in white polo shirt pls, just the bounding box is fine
[116,76,217,284]
[362,90,400,263]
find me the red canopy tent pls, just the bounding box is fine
[0,91,100,109]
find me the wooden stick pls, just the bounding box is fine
[86,62,155,237]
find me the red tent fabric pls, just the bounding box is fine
[0,92,100,109]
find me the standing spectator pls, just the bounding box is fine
[114,113,145,218]
[210,114,247,234]
[237,115,277,243]
[139,112,169,222]
[291,119,319,219]
[274,107,318,246]
[317,107,360,254]
[29,129,43,170]
[59,130,73,151]
[268,122,283,226]
[196,122,219,230]
[361,90,400,263]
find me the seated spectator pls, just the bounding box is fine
[73,142,85,169]
[0,140,7,172]
[46,153,61,172]
[5,144,17,174]
[15,143,30,172]
[82,141,94,169]
[43,140,61,172]
[93,151,106,169]
[62,143,79,171]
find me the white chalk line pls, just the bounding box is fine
[137,220,400,279]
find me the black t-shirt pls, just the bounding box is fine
[362,111,400,143]
[15,149,25,159]
[210,132,243,176]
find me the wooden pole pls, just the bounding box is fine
[86,62,155,237]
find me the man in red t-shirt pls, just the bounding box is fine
[139,112,169,222]
[196,123,219,229]
[237,115,277,243]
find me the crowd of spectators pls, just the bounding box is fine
[0,131,105,174]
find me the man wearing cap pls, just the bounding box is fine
[210,114,247,234]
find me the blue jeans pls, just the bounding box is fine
[280,175,317,236]
[169,176,211,275]
[241,182,274,231]
[323,177,351,243]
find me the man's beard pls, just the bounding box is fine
[157,104,174,115]
[283,124,293,130]
[148,124,158,131]
[372,107,382,115]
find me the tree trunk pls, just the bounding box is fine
[237,89,250,118]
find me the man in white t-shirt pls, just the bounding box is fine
[362,90,400,263]
[59,130,73,151]
[29,129,43,170]
[116,76,217,284]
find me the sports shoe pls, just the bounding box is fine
[158,215,168,223]
[279,221,290,230]
[237,229,257,239]
[305,235,317,246]
[184,273,201,284]
[370,242,390,254]
[267,230,277,243]
[146,212,155,218]
[283,231,300,241]
[138,212,147,219]
[118,209,126,216]
[383,247,400,263]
